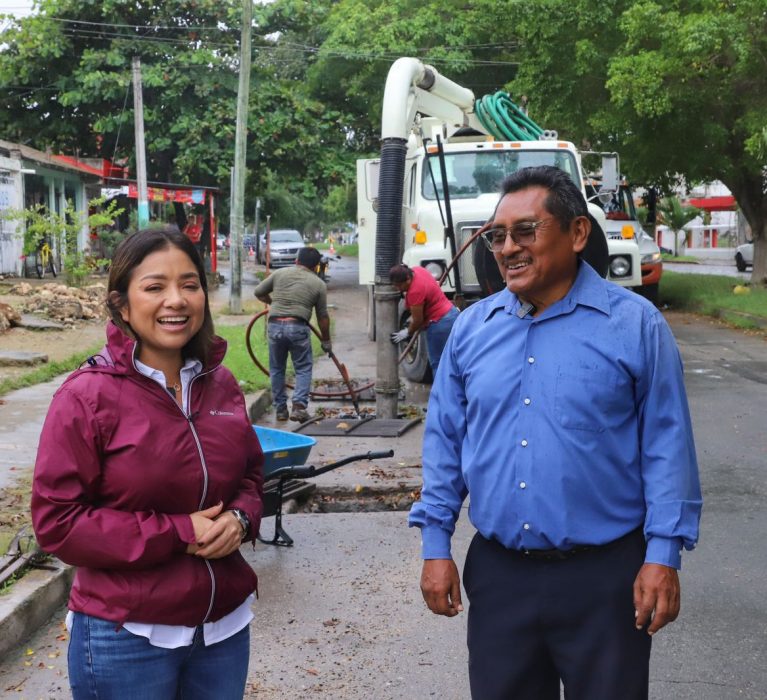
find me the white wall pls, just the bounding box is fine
[0,155,24,275]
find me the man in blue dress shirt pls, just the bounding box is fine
[409,166,702,700]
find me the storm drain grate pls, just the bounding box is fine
[294,417,422,437]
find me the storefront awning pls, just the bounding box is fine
[688,195,736,212]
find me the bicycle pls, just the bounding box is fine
[33,241,57,279]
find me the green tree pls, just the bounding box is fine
[656,197,700,257]
[0,0,242,185]
[2,197,124,285]
[0,0,355,230]
[509,0,767,284]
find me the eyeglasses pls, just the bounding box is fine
[480,218,554,252]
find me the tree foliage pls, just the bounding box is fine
[3,0,767,281]
[509,0,767,282]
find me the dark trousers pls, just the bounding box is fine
[463,529,651,700]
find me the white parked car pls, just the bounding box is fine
[735,242,753,272]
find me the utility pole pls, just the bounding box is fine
[228,0,252,314]
[253,197,261,259]
[131,56,149,229]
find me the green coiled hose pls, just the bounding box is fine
[475,91,546,141]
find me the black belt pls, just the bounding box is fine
[268,316,307,324]
[512,526,643,561]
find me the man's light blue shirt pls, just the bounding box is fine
[409,262,702,569]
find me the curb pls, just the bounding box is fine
[0,559,73,659]
[247,388,272,423]
[714,309,767,330]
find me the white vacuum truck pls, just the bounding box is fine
[358,57,641,389]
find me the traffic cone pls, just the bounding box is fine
[248,246,255,258]
[329,241,336,256]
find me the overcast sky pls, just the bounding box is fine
[0,0,35,19]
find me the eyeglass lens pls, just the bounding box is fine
[484,223,538,251]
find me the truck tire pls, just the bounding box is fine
[636,282,659,306]
[472,219,610,296]
[735,252,747,272]
[399,308,433,384]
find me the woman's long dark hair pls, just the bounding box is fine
[106,227,215,364]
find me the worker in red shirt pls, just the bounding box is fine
[389,263,459,377]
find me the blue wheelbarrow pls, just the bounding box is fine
[253,426,393,546]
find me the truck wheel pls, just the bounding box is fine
[367,285,376,341]
[636,283,659,306]
[472,240,504,296]
[735,252,747,272]
[399,310,433,384]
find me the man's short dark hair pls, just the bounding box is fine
[297,246,322,269]
[501,166,588,229]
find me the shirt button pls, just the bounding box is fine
[521,439,528,447]
[528,357,535,364]
[520,481,527,489]
[523,398,531,405]
[523,523,530,530]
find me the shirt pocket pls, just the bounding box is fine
[554,367,623,433]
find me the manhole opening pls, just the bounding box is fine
[273,487,420,514]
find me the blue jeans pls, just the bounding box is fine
[267,322,313,408]
[68,613,249,700]
[426,306,459,377]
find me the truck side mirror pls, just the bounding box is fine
[600,153,619,193]
[366,160,381,201]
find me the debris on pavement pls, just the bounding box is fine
[8,282,107,325]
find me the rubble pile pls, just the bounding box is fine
[0,302,21,332]
[8,282,108,325]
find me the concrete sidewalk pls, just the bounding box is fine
[0,256,436,697]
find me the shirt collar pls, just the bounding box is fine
[134,357,203,385]
[482,261,611,323]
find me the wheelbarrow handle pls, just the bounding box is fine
[265,449,394,481]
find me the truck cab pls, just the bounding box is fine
[358,133,642,295]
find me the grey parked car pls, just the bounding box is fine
[258,229,305,266]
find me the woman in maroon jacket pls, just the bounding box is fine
[32,227,264,699]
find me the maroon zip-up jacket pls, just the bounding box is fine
[31,322,264,626]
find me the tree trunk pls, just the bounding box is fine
[720,176,766,286]
[751,222,766,286]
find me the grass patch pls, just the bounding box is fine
[313,242,358,257]
[0,344,103,397]
[215,323,323,394]
[660,271,767,328]
[661,253,699,263]
[0,473,33,569]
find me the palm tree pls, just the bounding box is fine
[656,197,701,256]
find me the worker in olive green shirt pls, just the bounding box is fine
[254,247,331,423]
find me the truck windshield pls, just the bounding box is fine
[585,184,638,221]
[422,149,580,200]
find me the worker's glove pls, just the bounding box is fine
[320,340,333,354]
[390,329,410,345]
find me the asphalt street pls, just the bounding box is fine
[0,257,765,699]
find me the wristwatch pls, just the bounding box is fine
[229,508,250,541]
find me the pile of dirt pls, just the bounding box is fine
[0,302,21,332]
[8,282,108,326]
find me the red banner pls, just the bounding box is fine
[127,184,206,205]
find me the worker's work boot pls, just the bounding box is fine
[275,405,289,422]
[290,403,310,423]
